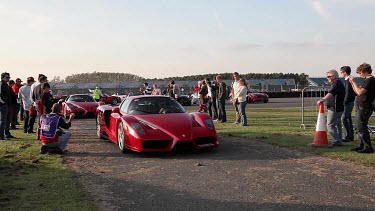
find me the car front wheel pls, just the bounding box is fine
[117,123,126,153]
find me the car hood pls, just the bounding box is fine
[66,102,99,111]
[135,113,193,140]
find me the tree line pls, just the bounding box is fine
[60,72,309,86]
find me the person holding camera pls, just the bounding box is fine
[40,103,75,154]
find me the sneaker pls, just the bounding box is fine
[331,142,343,146]
[40,145,48,154]
[357,147,374,153]
[6,134,15,139]
[233,121,240,124]
[1,136,7,141]
[213,119,219,122]
[351,146,363,151]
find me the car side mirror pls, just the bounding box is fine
[112,107,120,113]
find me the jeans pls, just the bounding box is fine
[233,100,241,123]
[218,98,226,122]
[44,131,71,150]
[327,110,343,144]
[208,97,218,119]
[355,106,373,149]
[0,104,8,138]
[341,102,354,141]
[237,101,247,126]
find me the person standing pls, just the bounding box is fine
[40,82,54,114]
[216,75,227,123]
[348,63,375,153]
[152,84,161,95]
[170,80,181,102]
[340,66,356,142]
[90,86,102,102]
[143,83,152,95]
[0,72,11,140]
[13,78,22,123]
[317,69,345,146]
[231,72,241,124]
[18,77,36,133]
[8,80,18,130]
[234,78,248,126]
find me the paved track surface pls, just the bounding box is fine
[65,118,375,211]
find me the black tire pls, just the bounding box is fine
[264,99,268,103]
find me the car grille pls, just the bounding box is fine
[194,136,216,146]
[143,140,171,149]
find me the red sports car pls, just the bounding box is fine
[246,92,269,103]
[101,94,121,105]
[61,94,100,118]
[96,95,219,153]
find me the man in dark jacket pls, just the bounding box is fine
[216,75,227,123]
[340,66,356,142]
[8,80,18,130]
[0,72,10,140]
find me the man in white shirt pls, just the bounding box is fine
[19,77,36,133]
[231,72,241,124]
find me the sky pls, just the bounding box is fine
[1,0,375,81]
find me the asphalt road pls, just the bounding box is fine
[64,117,375,211]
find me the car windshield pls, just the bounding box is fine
[128,97,185,114]
[68,95,96,102]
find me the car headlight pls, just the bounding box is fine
[131,123,145,135]
[68,104,78,110]
[204,119,214,130]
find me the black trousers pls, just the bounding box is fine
[218,98,227,122]
[23,110,36,133]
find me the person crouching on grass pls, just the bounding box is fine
[40,103,75,154]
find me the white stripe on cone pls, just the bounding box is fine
[316,113,326,131]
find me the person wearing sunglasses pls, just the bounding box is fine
[317,69,345,146]
[348,63,375,153]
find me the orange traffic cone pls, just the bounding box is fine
[311,103,329,147]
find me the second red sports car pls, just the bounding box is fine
[246,92,269,103]
[61,94,100,118]
[96,95,219,153]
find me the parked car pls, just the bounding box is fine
[101,94,121,105]
[179,95,192,106]
[190,93,200,104]
[246,92,269,103]
[96,95,219,153]
[113,94,127,102]
[60,94,101,118]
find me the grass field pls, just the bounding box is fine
[0,130,98,210]
[203,107,375,167]
[1,107,374,210]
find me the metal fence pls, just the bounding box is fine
[300,86,374,137]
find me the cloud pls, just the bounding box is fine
[228,43,262,51]
[212,8,223,30]
[312,1,328,17]
[0,5,54,31]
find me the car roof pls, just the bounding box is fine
[126,95,172,100]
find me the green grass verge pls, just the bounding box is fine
[188,106,375,166]
[0,128,98,211]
